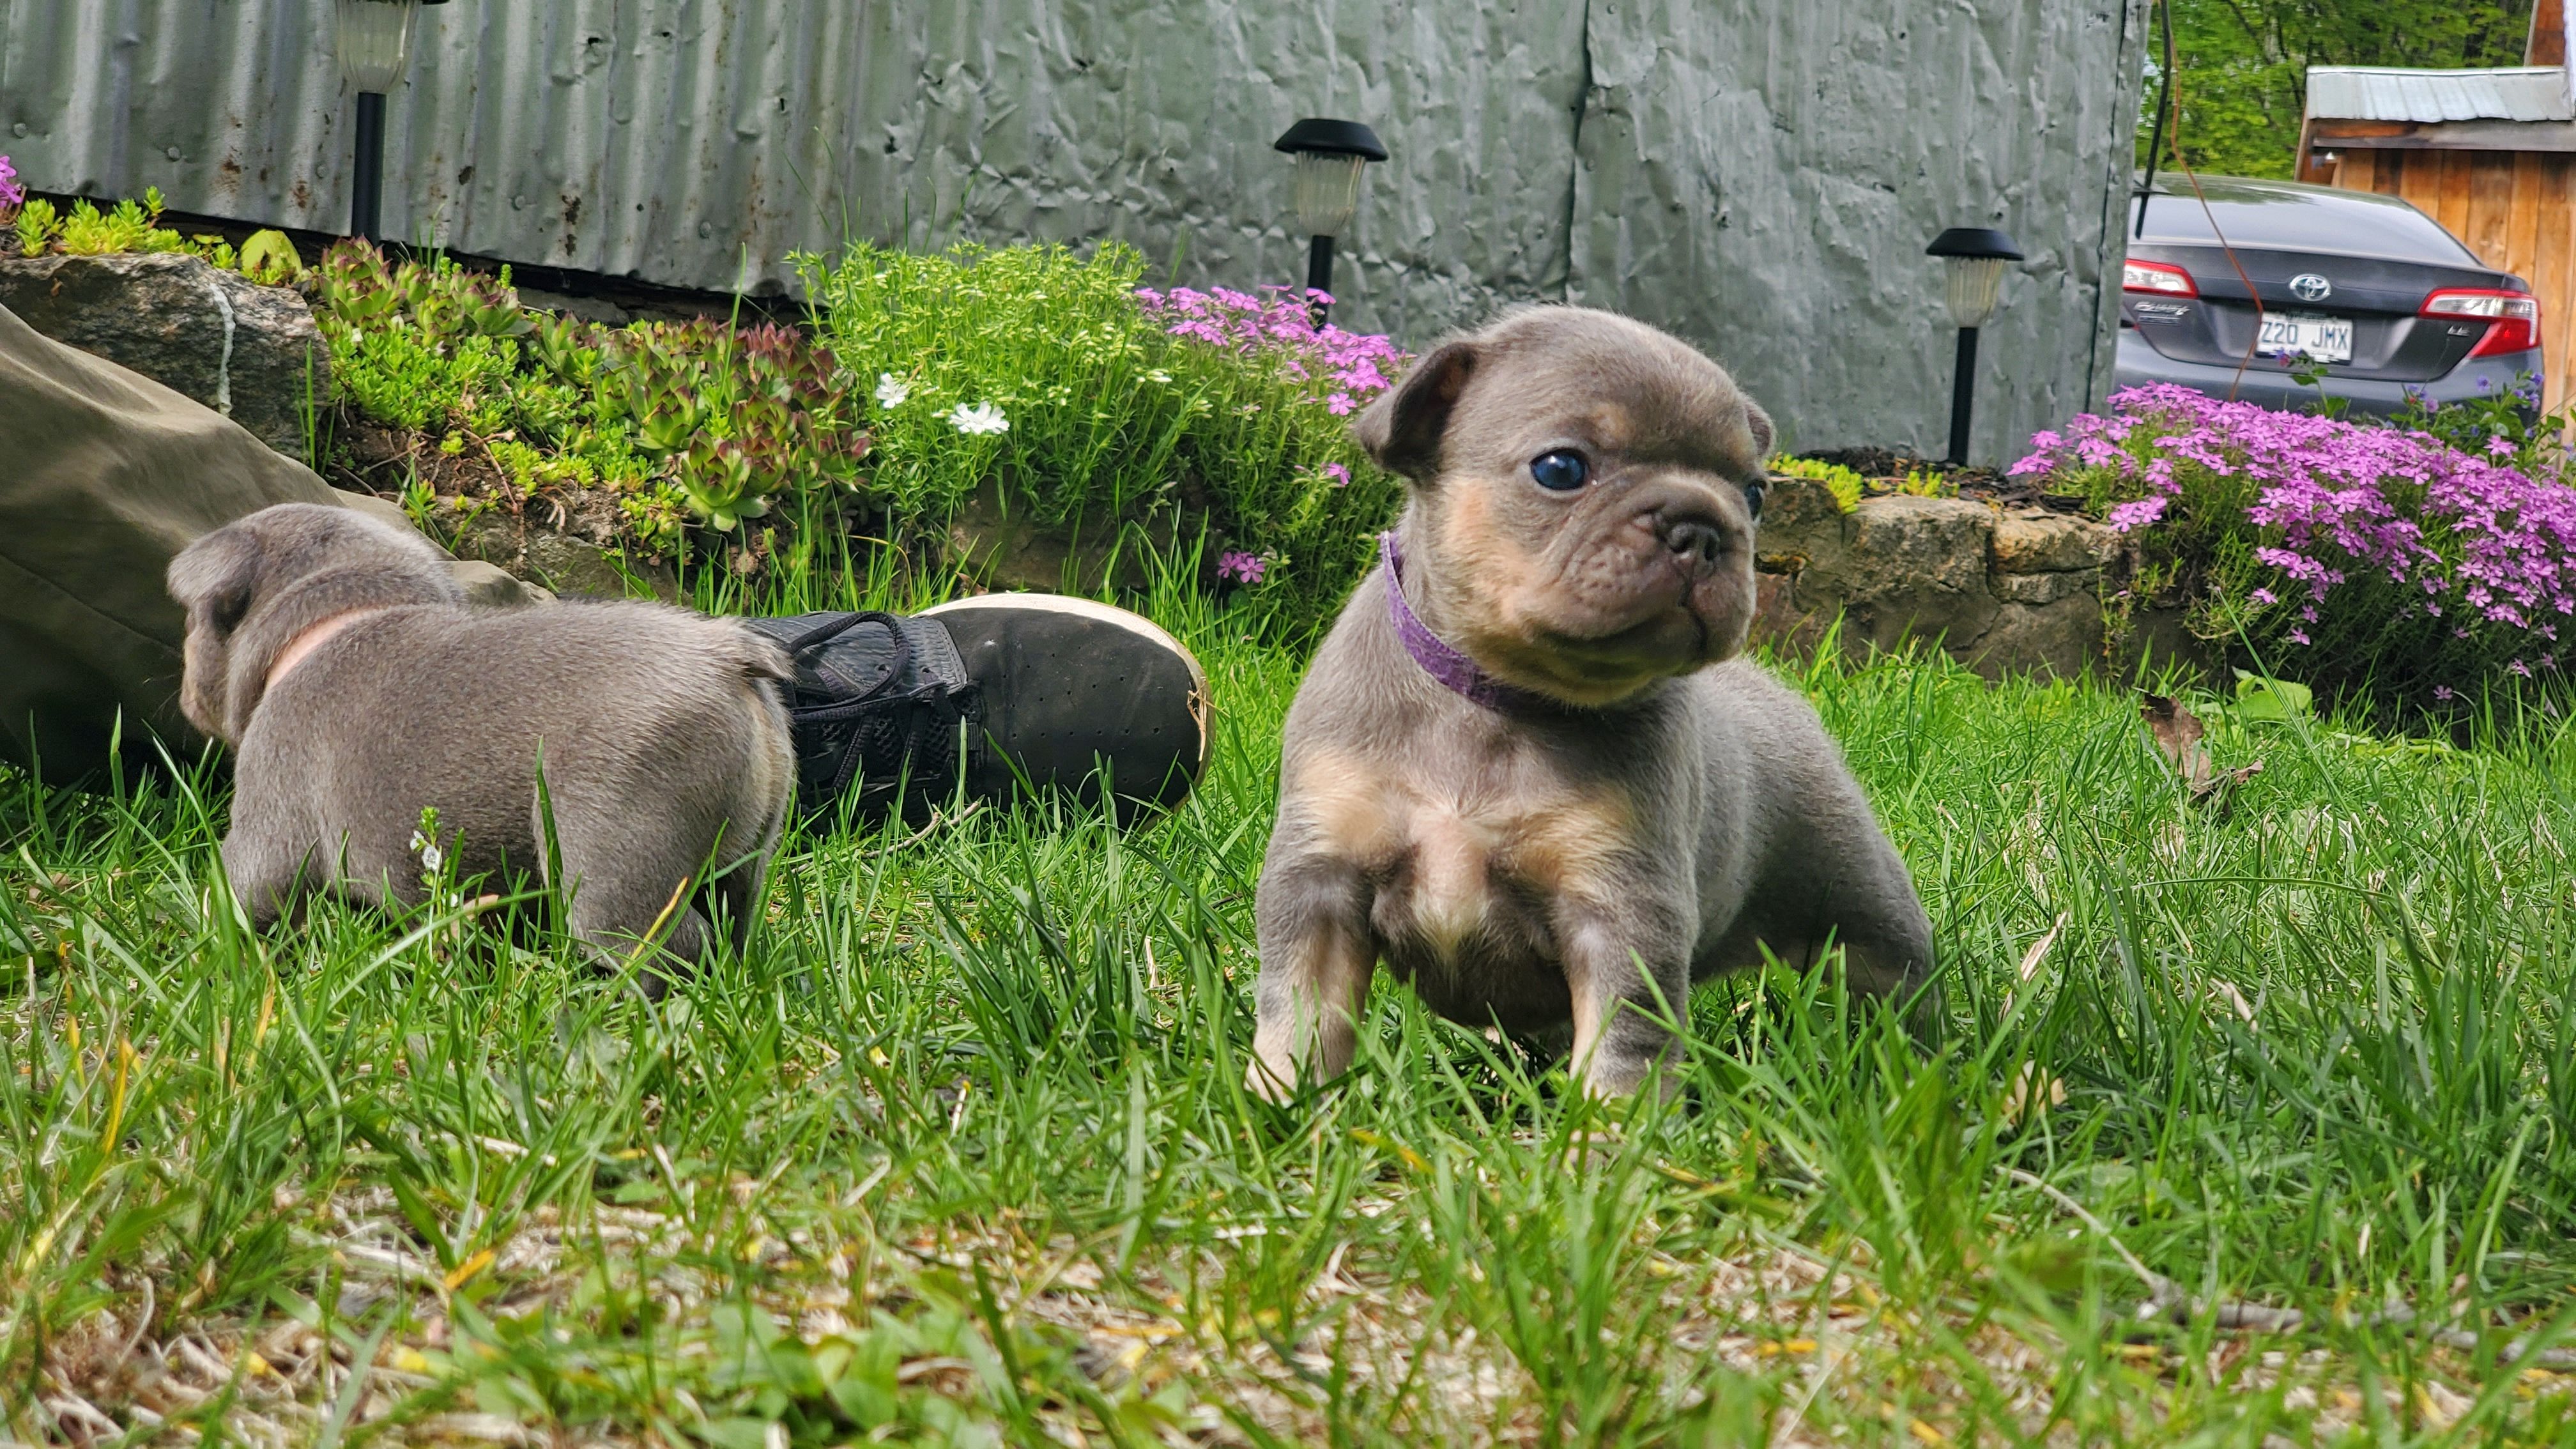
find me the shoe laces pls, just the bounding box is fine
[775,611,960,723]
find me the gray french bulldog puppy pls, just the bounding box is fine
[1248,307,1935,1101]
[169,502,795,966]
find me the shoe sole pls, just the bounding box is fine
[920,594,1211,775]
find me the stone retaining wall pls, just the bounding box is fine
[1751,476,2157,679]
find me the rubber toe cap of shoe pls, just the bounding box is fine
[921,594,1209,818]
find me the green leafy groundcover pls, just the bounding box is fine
[6,183,307,285]
[307,238,1400,626]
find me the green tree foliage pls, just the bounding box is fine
[2140,0,2534,178]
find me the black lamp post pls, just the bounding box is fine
[334,0,448,240]
[1924,226,2024,465]
[1273,118,1388,325]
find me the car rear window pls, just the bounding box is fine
[2131,194,2480,267]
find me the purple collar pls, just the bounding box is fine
[1380,532,1556,713]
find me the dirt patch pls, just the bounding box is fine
[329,422,679,599]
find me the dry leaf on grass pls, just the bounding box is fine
[2140,694,2262,804]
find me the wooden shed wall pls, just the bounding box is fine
[2324,148,2575,413]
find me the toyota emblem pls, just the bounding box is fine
[2288,273,2333,303]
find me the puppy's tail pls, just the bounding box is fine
[719,620,796,686]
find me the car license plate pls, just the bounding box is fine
[2257,311,2353,364]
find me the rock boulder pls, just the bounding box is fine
[0,252,332,459]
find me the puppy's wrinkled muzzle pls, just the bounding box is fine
[1559,484,1748,629]
[1464,480,1754,703]
[1654,507,1728,580]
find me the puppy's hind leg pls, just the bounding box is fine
[706,843,774,959]
[710,680,795,959]
[541,808,711,985]
[1247,856,1376,1103]
[220,824,319,929]
[1735,804,1940,1038]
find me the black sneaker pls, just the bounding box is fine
[745,596,1209,827]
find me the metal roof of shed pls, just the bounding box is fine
[2306,66,2575,125]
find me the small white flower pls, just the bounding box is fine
[947,401,1009,435]
[874,372,912,408]
[409,830,444,873]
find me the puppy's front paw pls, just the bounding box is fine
[1244,1054,1300,1105]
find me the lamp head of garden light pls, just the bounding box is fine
[1925,226,2023,466]
[1925,226,2025,330]
[1274,118,1386,324]
[334,0,447,93]
[1274,118,1388,238]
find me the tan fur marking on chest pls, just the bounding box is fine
[1503,790,1637,903]
[1292,748,1636,949]
[1290,749,1403,857]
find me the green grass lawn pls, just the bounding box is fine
[9,574,2576,1446]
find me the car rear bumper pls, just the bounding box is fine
[2113,331,2541,418]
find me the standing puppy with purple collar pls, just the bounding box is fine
[1248,306,1936,1102]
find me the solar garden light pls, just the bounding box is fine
[1925,226,2025,465]
[334,0,448,240]
[1273,118,1388,325]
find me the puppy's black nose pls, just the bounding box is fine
[1656,511,1728,577]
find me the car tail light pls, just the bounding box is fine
[2421,288,2542,358]
[2122,259,2198,298]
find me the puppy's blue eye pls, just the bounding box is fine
[1744,482,1764,523]
[1529,450,1588,492]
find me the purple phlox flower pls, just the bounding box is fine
[2510,659,2532,677]
[0,155,22,218]
[1216,549,1268,585]
[2287,628,2312,645]
[2018,379,2576,694]
[2074,436,2124,469]
[2434,685,2457,702]
[1135,282,1407,405]
[1322,462,1351,487]
[2107,498,2168,532]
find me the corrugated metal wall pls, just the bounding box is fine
[1,0,2147,464]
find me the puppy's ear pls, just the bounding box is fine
[1352,341,1478,480]
[1740,399,1775,464]
[167,529,260,639]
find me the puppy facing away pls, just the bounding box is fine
[169,503,795,967]
[1249,307,1935,1101]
